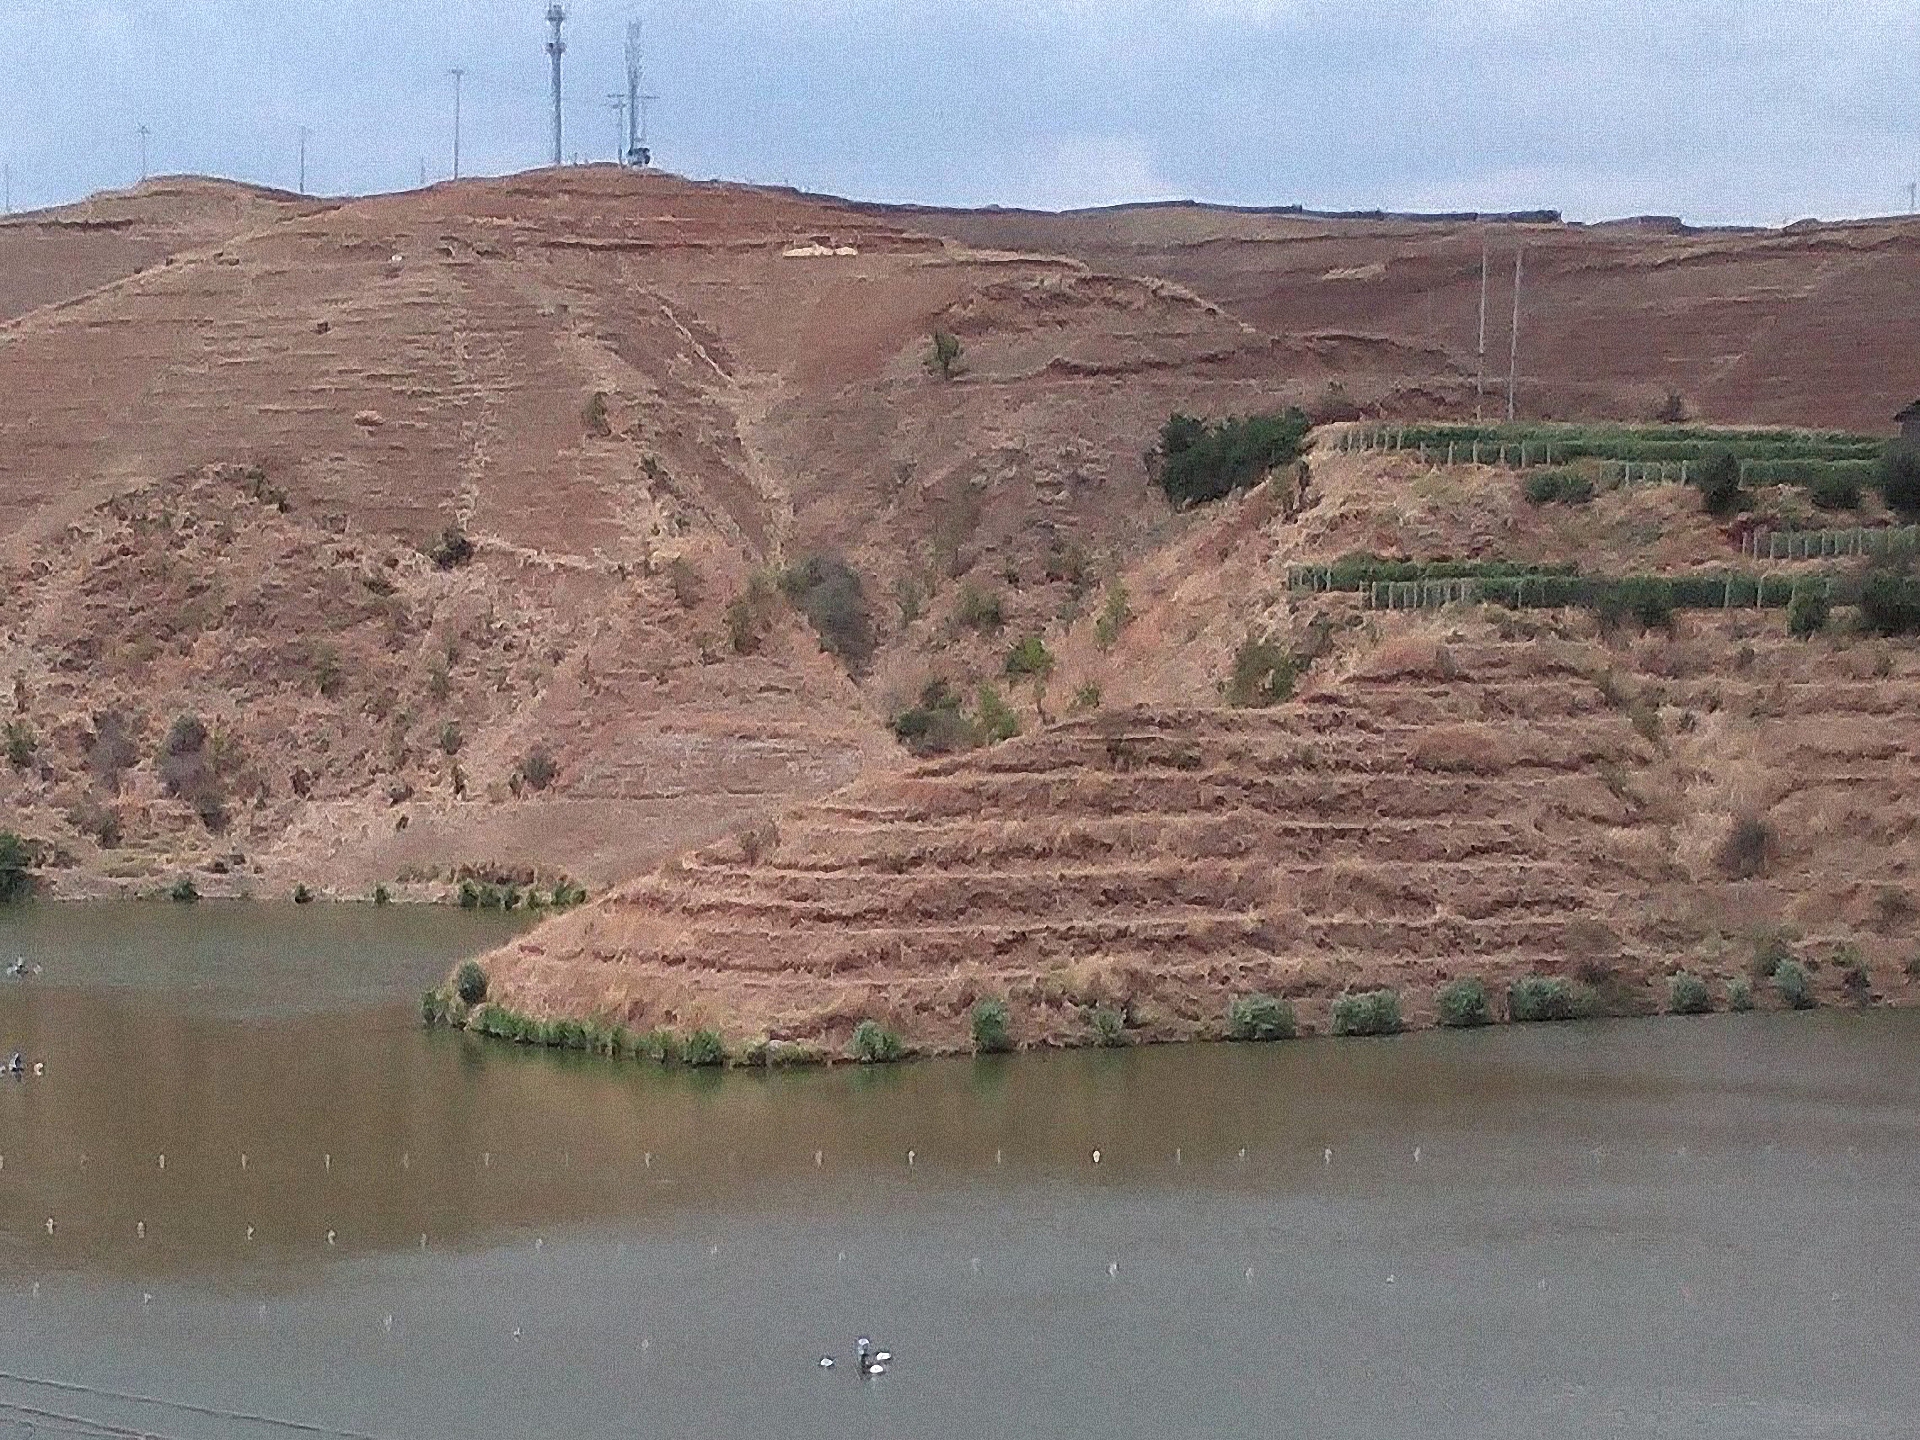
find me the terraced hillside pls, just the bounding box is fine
[479,440,1920,1051]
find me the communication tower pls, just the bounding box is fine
[624,19,652,166]
[546,6,567,166]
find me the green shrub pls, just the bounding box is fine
[850,1019,905,1064]
[956,584,1006,634]
[1224,634,1300,708]
[1787,584,1830,639]
[292,883,314,905]
[1508,975,1583,1023]
[891,678,980,756]
[640,1028,682,1064]
[1773,959,1814,1010]
[1727,976,1754,1011]
[970,998,1012,1054]
[682,1028,727,1067]
[454,960,489,1007]
[1668,972,1712,1015]
[1436,977,1493,1028]
[1696,449,1744,516]
[1859,569,1920,637]
[1089,1006,1128,1047]
[1094,583,1132,649]
[1226,993,1296,1041]
[1069,682,1103,714]
[519,747,559,792]
[1523,468,1594,505]
[4,720,36,771]
[1151,409,1311,507]
[1004,635,1056,680]
[781,554,876,673]
[373,884,392,906]
[1878,448,1920,517]
[457,879,481,909]
[1835,944,1871,1003]
[420,990,449,1027]
[1716,815,1772,880]
[1809,470,1862,510]
[926,329,963,381]
[1332,989,1403,1037]
[0,832,35,904]
[168,874,200,903]
[976,685,1020,744]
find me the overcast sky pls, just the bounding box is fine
[0,0,1915,224]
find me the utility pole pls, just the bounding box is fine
[298,128,309,194]
[3,166,11,215]
[1506,246,1524,424]
[450,68,466,180]
[608,93,628,163]
[137,125,150,182]
[1474,244,1489,420]
[546,6,568,167]
[1909,182,1917,215]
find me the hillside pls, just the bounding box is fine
[477,437,1920,1050]
[0,168,1306,898]
[880,202,1920,433]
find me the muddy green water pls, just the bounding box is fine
[0,904,1916,1439]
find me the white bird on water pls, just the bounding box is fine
[1324,1147,1333,1166]
[1413,1146,1422,1164]
[1107,1261,1118,1279]
[1091,1149,1101,1165]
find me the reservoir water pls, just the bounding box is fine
[0,904,1916,1438]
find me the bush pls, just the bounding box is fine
[156,714,228,832]
[1668,972,1712,1015]
[1787,584,1830,639]
[927,329,963,381]
[725,573,780,655]
[420,990,449,1027]
[0,832,35,904]
[781,554,875,673]
[1696,449,1744,516]
[438,722,464,756]
[1773,958,1815,1010]
[682,1028,726,1067]
[640,1028,682,1064]
[1808,470,1862,510]
[373,884,392,905]
[429,526,475,569]
[1332,990,1402,1037]
[1715,814,1772,880]
[1835,944,1871,1003]
[1727,976,1754,1011]
[850,1019,905,1064]
[891,679,979,756]
[976,685,1020,744]
[1151,409,1312,508]
[1224,635,1300,709]
[4,720,35,771]
[454,960,489,1006]
[457,879,481,909]
[1436,977,1493,1028]
[1004,635,1056,680]
[1089,1006,1127,1047]
[1226,993,1296,1041]
[970,998,1012,1054]
[1069,682,1103,714]
[1508,975,1584,1023]
[1522,468,1594,505]
[168,874,200,904]
[1094,583,1132,649]
[1859,569,1920,637]
[583,391,612,438]
[519,747,559,792]
[292,883,315,905]
[1878,448,1920,517]
[956,584,1005,634]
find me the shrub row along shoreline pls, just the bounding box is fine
[426,948,1877,1069]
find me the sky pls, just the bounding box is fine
[0,0,1915,224]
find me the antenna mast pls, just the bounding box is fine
[625,19,653,166]
[298,127,309,194]
[546,6,568,167]
[137,125,151,182]
[450,68,466,180]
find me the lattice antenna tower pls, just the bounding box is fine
[546,6,568,166]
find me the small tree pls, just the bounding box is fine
[927,329,964,381]
[1787,584,1830,639]
[970,998,1012,1054]
[1436,977,1492,1028]
[1878,448,1920,518]
[1003,635,1056,680]
[850,1019,904,1063]
[1226,993,1296,1041]
[1668,972,1712,1015]
[454,960,489,1006]
[1696,449,1744,517]
[520,747,559,791]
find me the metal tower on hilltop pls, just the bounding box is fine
[624,18,652,166]
[546,5,567,166]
